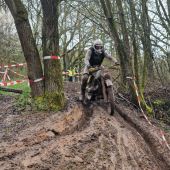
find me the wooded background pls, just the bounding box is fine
[0,0,170,111]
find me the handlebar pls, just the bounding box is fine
[88,66,101,73]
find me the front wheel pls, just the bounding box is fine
[107,86,115,115]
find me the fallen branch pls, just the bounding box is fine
[0,87,23,94]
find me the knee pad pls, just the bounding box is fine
[82,74,89,82]
[104,73,111,80]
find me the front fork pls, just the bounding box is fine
[101,77,113,102]
[101,77,107,102]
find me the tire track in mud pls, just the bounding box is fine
[92,107,162,170]
[114,103,170,169]
[0,103,168,169]
[113,113,163,169]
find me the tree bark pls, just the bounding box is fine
[100,0,127,84]
[167,0,170,73]
[116,0,131,58]
[99,0,153,113]
[141,0,154,89]
[129,0,140,89]
[41,0,65,110]
[167,52,170,73]
[100,0,136,102]
[4,0,44,98]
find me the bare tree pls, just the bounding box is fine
[141,0,154,89]
[41,0,65,110]
[99,0,138,103]
[4,0,44,98]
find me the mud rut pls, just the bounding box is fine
[0,99,169,170]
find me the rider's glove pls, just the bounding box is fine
[115,62,120,66]
[86,64,91,68]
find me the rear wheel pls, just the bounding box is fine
[107,86,115,115]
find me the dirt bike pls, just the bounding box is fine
[84,66,115,115]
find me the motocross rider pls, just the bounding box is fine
[80,39,118,102]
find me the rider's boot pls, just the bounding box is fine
[79,74,88,103]
[80,91,88,105]
[79,91,85,102]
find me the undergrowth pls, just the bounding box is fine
[0,82,31,110]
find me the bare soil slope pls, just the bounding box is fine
[0,82,170,170]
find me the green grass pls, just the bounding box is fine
[0,82,30,96]
[0,82,31,109]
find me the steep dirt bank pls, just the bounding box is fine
[0,104,167,170]
[0,82,170,169]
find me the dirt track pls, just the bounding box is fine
[0,83,170,169]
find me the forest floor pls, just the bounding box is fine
[0,82,170,170]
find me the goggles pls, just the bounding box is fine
[95,45,103,50]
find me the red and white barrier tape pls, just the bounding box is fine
[0,80,27,87]
[8,69,27,78]
[160,130,170,150]
[44,56,60,60]
[2,68,9,82]
[0,76,45,87]
[29,77,45,84]
[127,76,170,150]
[0,63,26,69]
[0,71,5,74]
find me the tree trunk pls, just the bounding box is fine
[100,0,127,84]
[129,0,140,89]
[100,0,152,113]
[41,0,65,110]
[167,52,170,73]
[100,0,136,102]
[4,0,44,98]
[168,0,170,16]
[62,3,68,71]
[167,0,170,73]
[141,0,154,90]
[116,0,131,58]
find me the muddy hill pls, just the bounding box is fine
[0,82,170,170]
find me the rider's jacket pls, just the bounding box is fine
[89,47,105,66]
[83,47,116,74]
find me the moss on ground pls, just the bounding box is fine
[34,91,65,111]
